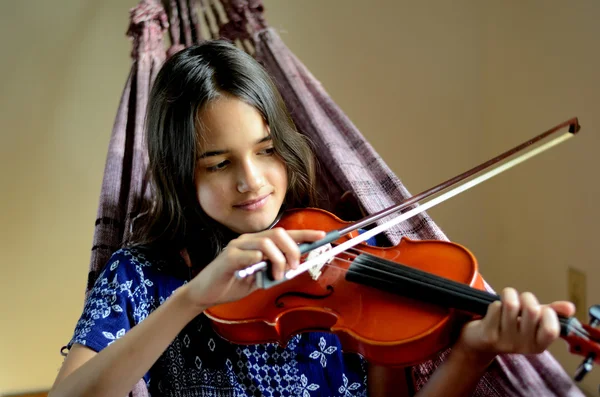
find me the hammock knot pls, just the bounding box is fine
[220,0,267,41]
[219,20,250,41]
[127,0,169,59]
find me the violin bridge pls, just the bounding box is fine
[305,243,333,280]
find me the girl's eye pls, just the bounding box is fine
[259,147,275,155]
[206,160,229,172]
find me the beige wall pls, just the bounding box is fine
[476,3,600,394]
[1,0,598,395]
[0,0,140,394]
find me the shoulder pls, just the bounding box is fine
[98,246,182,283]
[87,247,158,303]
[103,245,165,270]
[92,246,187,305]
[69,247,185,351]
[91,248,153,291]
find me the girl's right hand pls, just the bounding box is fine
[183,227,326,310]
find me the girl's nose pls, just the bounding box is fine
[237,160,265,193]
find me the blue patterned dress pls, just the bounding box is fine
[68,247,369,396]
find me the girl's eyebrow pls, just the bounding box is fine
[198,135,272,159]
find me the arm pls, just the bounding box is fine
[49,285,204,397]
[50,228,325,397]
[367,364,413,397]
[366,351,493,397]
[413,348,495,397]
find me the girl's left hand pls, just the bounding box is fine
[456,288,576,360]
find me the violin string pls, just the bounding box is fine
[305,250,590,340]
[320,246,500,304]
[310,254,499,311]
[327,246,505,304]
[350,255,497,312]
[318,244,499,303]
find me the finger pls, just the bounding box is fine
[286,229,327,244]
[284,229,326,267]
[268,228,304,267]
[535,307,561,351]
[267,228,327,269]
[477,300,502,350]
[547,301,576,318]
[500,288,521,344]
[236,237,288,280]
[518,292,542,352]
[230,247,264,268]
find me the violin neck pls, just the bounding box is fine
[346,253,600,378]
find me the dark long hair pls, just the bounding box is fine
[128,40,317,268]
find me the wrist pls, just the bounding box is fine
[451,343,497,370]
[174,284,209,318]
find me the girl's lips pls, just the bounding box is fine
[233,194,271,211]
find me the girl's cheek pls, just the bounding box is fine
[208,179,230,200]
[218,183,228,196]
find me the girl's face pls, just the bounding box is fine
[194,96,288,234]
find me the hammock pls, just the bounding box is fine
[85,0,585,395]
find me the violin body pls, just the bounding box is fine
[204,208,487,367]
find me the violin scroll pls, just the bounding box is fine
[564,305,600,382]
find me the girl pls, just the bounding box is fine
[50,40,575,397]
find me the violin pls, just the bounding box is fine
[204,117,600,382]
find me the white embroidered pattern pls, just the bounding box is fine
[339,373,362,396]
[299,374,320,397]
[309,336,338,367]
[102,328,126,345]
